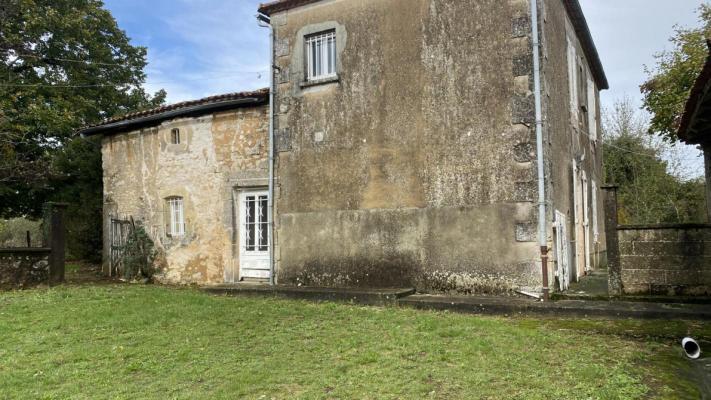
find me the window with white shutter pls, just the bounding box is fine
[587,78,597,140]
[567,37,579,126]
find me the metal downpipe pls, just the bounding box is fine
[530,0,550,300]
[257,13,276,286]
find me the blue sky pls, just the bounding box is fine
[104,0,705,178]
[104,0,269,102]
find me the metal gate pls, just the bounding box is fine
[109,217,133,277]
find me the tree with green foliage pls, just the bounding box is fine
[0,0,165,259]
[603,99,706,224]
[641,3,711,142]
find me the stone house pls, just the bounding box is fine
[82,0,608,294]
[81,90,271,283]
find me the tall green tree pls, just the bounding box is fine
[641,3,711,142]
[603,99,705,224]
[0,0,165,258]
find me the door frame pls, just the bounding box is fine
[235,188,271,282]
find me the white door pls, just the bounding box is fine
[238,190,270,280]
[554,211,571,291]
[582,172,591,273]
[572,160,587,279]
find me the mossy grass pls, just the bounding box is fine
[0,285,702,399]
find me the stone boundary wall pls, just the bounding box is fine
[618,224,711,296]
[0,248,51,289]
[0,203,66,290]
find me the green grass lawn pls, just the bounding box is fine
[0,285,704,399]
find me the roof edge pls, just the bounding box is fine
[677,39,711,144]
[562,0,609,90]
[79,96,268,137]
[258,0,321,15]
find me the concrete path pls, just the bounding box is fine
[203,284,711,320]
[400,294,711,320]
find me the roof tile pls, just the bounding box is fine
[81,88,269,132]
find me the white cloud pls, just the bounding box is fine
[141,0,269,103]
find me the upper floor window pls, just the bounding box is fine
[306,30,336,81]
[171,128,181,144]
[166,197,185,237]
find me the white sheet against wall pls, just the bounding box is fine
[554,210,571,291]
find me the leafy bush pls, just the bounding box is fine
[120,224,157,282]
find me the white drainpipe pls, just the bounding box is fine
[257,13,276,285]
[530,0,549,300]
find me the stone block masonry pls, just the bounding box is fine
[0,249,51,289]
[618,224,711,296]
[0,202,66,289]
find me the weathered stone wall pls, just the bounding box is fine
[618,225,711,296]
[101,106,269,284]
[540,0,605,284]
[270,0,563,293]
[0,249,51,289]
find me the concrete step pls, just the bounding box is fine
[202,284,415,306]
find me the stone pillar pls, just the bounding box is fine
[601,186,621,296]
[705,147,711,222]
[45,202,68,284]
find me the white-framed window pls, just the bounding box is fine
[170,128,181,144]
[305,30,337,81]
[587,77,597,140]
[567,37,579,126]
[166,197,185,237]
[242,193,269,252]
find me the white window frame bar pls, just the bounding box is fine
[306,31,336,81]
[242,194,269,253]
[168,197,185,237]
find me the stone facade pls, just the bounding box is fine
[101,105,269,284]
[93,0,607,293]
[265,0,606,293]
[541,0,606,287]
[618,225,711,296]
[0,202,66,289]
[0,249,51,289]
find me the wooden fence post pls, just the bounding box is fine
[45,203,68,285]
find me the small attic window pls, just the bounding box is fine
[170,128,181,144]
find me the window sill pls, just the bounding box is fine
[300,75,339,89]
